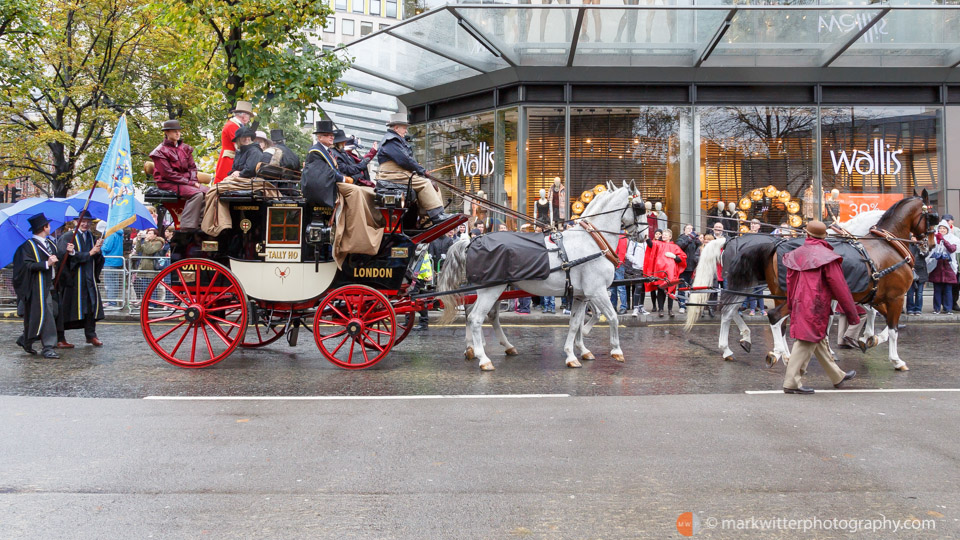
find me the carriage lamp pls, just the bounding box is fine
[306,221,332,246]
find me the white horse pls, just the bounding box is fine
[437,181,645,371]
[685,211,885,365]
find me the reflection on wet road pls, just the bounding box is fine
[1,320,957,398]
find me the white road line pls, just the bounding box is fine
[745,388,960,395]
[143,394,571,401]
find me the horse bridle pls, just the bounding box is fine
[914,204,939,256]
[621,194,646,239]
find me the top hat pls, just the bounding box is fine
[77,209,93,221]
[313,120,336,134]
[28,213,50,232]
[232,101,255,115]
[385,113,410,127]
[332,129,351,144]
[270,129,285,143]
[805,220,827,239]
[233,126,256,142]
[161,119,183,131]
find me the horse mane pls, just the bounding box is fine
[580,188,615,218]
[832,209,884,237]
[877,197,920,228]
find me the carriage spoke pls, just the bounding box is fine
[148,299,186,311]
[359,338,371,364]
[200,322,215,360]
[205,320,232,347]
[348,338,356,364]
[190,325,199,362]
[317,313,348,326]
[209,302,242,312]
[365,327,391,336]
[330,334,349,355]
[327,304,350,322]
[362,332,385,353]
[170,323,192,357]
[155,321,188,342]
[159,281,190,305]
[319,329,347,342]
[176,269,194,303]
[203,287,236,308]
[207,314,241,328]
[148,312,187,324]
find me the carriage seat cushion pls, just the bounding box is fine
[466,232,552,286]
[144,185,179,200]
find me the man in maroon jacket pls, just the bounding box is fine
[149,119,208,231]
[781,220,859,394]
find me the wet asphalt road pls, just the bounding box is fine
[1,319,958,398]
[3,320,959,539]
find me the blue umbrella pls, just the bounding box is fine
[0,197,79,268]
[63,187,157,231]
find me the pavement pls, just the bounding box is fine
[1,320,958,538]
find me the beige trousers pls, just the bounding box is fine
[783,338,846,389]
[376,161,443,212]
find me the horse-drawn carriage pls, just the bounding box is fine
[140,165,466,369]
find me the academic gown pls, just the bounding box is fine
[56,230,105,328]
[12,238,58,341]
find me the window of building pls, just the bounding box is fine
[360,21,373,36]
[267,207,302,246]
[335,0,346,11]
[322,17,335,34]
[342,18,355,36]
[352,0,364,13]
[322,45,334,52]
[526,108,566,221]
[698,106,817,233]
[379,23,390,31]
[370,0,381,16]
[385,0,397,18]
[820,106,942,222]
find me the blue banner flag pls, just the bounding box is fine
[94,115,136,237]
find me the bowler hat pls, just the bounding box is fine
[313,120,335,134]
[270,129,285,143]
[161,119,183,131]
[28,213,50,233]
[232,101,255,115]
[233,126,256,142]
[385,113,410,127]
[805,220,827,239]
[332,129,350,144]
[944,214,954,221]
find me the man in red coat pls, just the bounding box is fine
[781,220,859,394]
[149,119,207,231]
[214,100,254,183]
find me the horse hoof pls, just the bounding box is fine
[739,340,752,353]
[464,347,475,360]
[611,353,625,363]
[895,364,909,372]
[479,361,495,371]
[866,336,879,348]
[505,347,519,356]
[566,359,582,368]
[765,353,779,368]
[581,352,595,361]
[723,355,735,362]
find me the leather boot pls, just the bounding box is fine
[426,207,457,228]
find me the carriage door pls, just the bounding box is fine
[265,206,302,263]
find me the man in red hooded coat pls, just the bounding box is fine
[781,220,859,394]
[214,101,254,183]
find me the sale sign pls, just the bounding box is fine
[835,193,904,221]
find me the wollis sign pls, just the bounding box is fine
[454,142,495,178]
[836,193,904,221]
[829,138,904,177]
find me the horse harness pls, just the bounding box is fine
[829,223,914,304]
[548,219,622,306]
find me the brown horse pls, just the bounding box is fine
[687,193,938,371]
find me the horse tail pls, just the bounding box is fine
[437,236,470,326]
[684,236,725,331]
[717,235,780,312]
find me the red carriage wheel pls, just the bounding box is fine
[393,312,416,347]
[140,259,248,368]
[313,285,396,369]
[240,304,288,348]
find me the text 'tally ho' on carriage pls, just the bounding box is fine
[140,161,467,370]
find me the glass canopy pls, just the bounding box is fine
[334,4,960,95]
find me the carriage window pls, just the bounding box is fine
[267,207,302,246]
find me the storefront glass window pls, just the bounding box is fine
[495,108,520,230]
[699,106,817,233]
[820,106,942,222]
[569,107,693,235]
[525,107,566,225]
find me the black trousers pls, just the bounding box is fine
[24,297,58,352]
[654,289,674,311]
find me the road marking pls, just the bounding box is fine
[144,394,571,401]
[746,388,960,395]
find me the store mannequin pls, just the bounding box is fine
[726,201,739,237]
[706,200,725,229]
[645,200,658,232]
[533,188,552,227]
[550,177,566,226]
[823,188,841,225]
[654,201,668,233]
[470,190,489,229]
[802,185,816,220]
